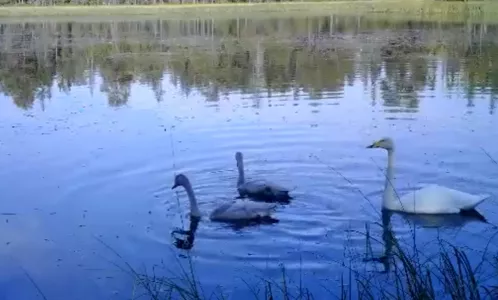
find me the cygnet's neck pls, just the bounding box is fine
[182,180,201,217]
[382,149,397,210]
[237,160,245,187]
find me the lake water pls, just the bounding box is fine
[1,15,498,300]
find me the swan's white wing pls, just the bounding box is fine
[210,200,276,221]
[398,184,490,214]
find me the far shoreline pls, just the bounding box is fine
[0,1,497,23]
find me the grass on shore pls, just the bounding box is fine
[2,1,498,23]
[106,223,498,300]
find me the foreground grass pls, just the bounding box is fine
[117,227,498,300]
[2,1,498,23]
[90,210,498,300]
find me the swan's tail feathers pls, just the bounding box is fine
[461,194,491,210]
[274,190,292,203]
[459,208,488,224]
[480,193,492,201]
[478,193,491,200]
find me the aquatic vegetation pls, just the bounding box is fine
[107,222,498,300]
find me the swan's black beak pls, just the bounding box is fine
[366,144,375,148]
[172,183,179,189]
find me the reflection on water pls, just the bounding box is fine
[364,209,489,274]
[172,216,200,251]
[1,15,498,300]
[0,17,498,114]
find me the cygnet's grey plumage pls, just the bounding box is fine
[172,173,278,222]
[235,151,292,202]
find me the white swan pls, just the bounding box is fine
[366,137,490,214]
[235,152,292,202]
[172,173,278,222]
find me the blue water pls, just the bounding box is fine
[1,16,498,300]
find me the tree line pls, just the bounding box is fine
[0,0,295,6]
[0,16,496,112]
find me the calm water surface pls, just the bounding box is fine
[1,15,498,299]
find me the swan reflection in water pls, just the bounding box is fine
[171,215,280,250]
[171,216,201,250]
[364,209,488,273]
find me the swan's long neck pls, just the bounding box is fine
[237,160,245,187]
[383,149,397,210]
[183,180,201,217]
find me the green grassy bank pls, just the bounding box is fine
[1,1,498,23]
